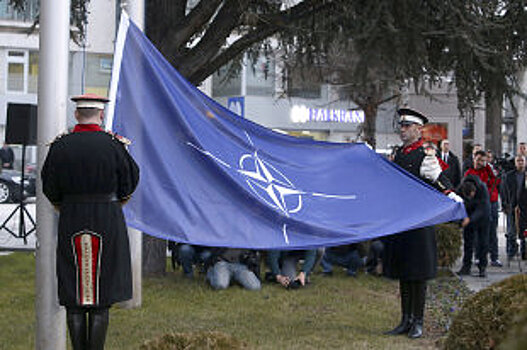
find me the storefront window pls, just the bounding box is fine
[246,56,275,96]
[422,123,448,146]
[212,63,242,97]
[287,66,323,99]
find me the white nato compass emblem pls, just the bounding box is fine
[187,131,357,244]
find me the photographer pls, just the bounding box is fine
[267,250,317,289]
[457,175,491,277]
[206,248,261,290]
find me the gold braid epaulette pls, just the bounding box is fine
[105,130,132,146]
[46,132,69,146]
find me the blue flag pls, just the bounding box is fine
[107,14,466,250]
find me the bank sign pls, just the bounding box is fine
[290,105,365,123]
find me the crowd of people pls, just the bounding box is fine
[168,241,384,292]
[457,141,527,277]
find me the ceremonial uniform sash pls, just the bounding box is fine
[71,230,102,306]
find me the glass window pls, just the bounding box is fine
[28,52,39,93]
[7,51,27,93]
[212,63,242,97]
[287,65,323,99]
[84,54,113,96]
[6,50,39,94]
[8,51,25,58]
[246,55,275,96]
[7,62,24,92]
[0,0,38,21]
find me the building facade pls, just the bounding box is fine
[209,53,484,160]
[0,0,116,167]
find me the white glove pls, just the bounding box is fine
[448,192,464,203]
[420,155,442,182]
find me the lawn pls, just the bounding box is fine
[0,252,444,349]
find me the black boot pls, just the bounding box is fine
[456,265,471,276]
[408,281,426,339]
[66,307,87,350]
[408,318,423,339]
[88,307,109,350]
[385,281,412,335]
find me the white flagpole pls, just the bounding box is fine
[35,0,70,348]
[118,0,145,309]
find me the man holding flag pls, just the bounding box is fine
[383,108,463,339]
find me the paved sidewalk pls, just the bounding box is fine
[454,213,526,292]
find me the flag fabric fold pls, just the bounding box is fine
[107,14,466,250]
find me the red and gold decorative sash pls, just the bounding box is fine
[71,230,102,306]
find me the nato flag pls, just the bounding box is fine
[106,14,466,250]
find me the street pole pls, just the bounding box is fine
[118,0,145,309]
[35,0,70,349]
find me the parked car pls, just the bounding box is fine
[0,168,36,203]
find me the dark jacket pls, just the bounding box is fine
[459,175,491,228]
[516,180,527,233]
[41,129,139,307]
[441,151,462,188]
[501,169,525,213]
[383,140,452,281]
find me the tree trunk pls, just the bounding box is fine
[141,1,177,276]
[485,85,503,156]
[362,103,378,149]
[485,87,503,157]
[142,234,167,275]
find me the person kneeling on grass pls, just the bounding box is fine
[320,244,364,277]
[207,248,261,291]
[267,250,316,289]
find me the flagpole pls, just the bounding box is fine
[35,0,70,349]
[119,0,145,309]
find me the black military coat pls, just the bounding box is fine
[382,140,451,281]
[41,126,139,307]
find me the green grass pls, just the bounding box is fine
[0,252,440,349]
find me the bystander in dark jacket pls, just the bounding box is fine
[501,155,526,259]
[457,175,491,276]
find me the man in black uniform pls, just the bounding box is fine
[41,93,139,350]
[383,108,463,339]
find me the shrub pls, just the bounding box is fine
[435,223,462,268]
[498,310,527,350]
[443,274,527,350]
[140,331,248,350]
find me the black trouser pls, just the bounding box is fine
[399,280,427,320]
[506,211,519,258]
[66,306,109,350]
[462,222,489,270]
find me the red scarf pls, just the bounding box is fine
[72,124,103,133]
